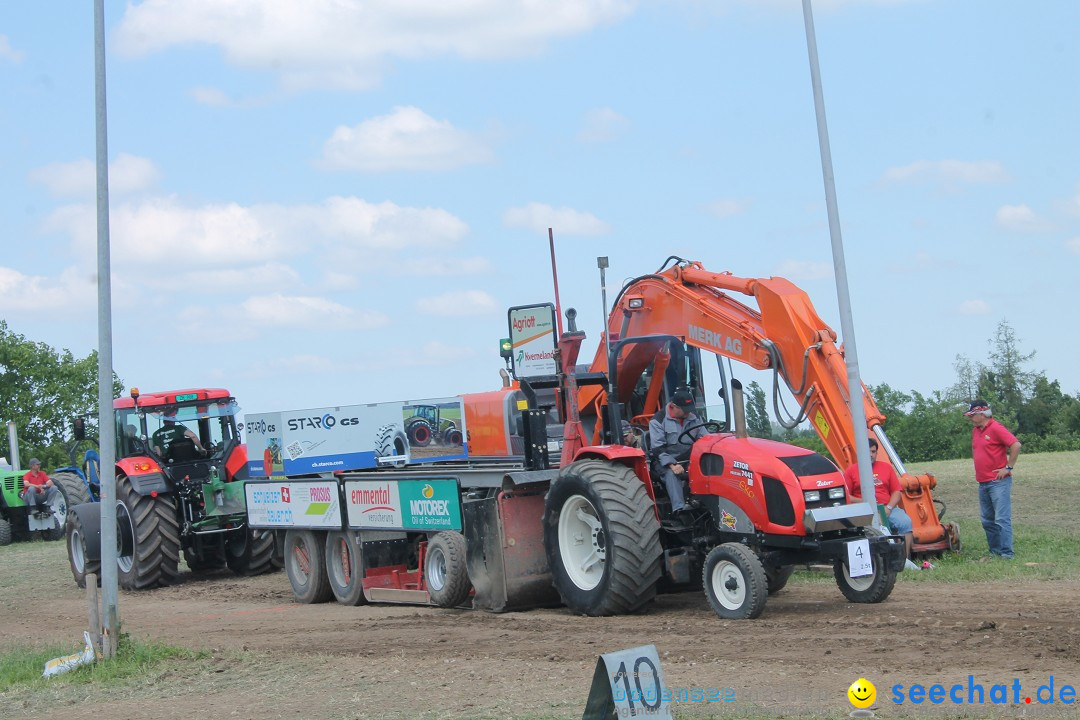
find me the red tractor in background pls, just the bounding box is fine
[65,388,277,590]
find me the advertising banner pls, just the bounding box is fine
[244,480,342,529]
[243,397,467,478]
[344,478,462,531]
[508,304,557,378]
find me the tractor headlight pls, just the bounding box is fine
[803,490,821,503]
[828,487,846,500]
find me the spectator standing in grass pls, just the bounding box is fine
[964,400,1021,560]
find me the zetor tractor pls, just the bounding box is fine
[65,388,275,590]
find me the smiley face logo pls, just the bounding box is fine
[847,678,876,709]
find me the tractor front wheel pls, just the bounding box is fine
[833,553,897,604]
[284,529,332,604]
[543,459,662,616]
[765,565,795,595]
[703,543,768,619]
[116,474,180,590]
[0,517,12,546]
[225,527,276,576]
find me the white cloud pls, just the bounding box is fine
[45,195,469,267]
[1067,238,1080,255]
[705,198,751,219]
[29,154,160,198]
[114,1,635,91]
[0,265,94,311]
[414,290,498,316]
[958,300,991,316]
[242,294,388,329]
[322,106,493,172]
[880,159,1009,187]
[503,202,610,236]
[0,35,25,63]
[774,259,832,281]
[577,107,628,143]
[995,204,1054,232]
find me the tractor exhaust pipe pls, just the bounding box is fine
[6,420,20,471]
[731,379,748,439]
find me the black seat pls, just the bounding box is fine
[167,438,198,462]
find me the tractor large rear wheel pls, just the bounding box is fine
[44,472,91,541]
[543,459,662,616]
[116,474,180,590]
[225,527,276,576]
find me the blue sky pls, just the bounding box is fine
[1,1,1077,425]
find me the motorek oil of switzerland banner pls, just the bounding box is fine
[344,479,462,531]
[508,303,557,378]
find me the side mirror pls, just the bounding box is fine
[73,417,86,441]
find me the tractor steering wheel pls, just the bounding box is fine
[676,421,723,445]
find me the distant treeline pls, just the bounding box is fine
[746,320,1080,463]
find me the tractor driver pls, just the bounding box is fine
[648,385,706,517]
[152,418,206,458]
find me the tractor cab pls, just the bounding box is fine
[115,389,242,490]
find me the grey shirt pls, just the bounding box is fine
[648,407,705,468]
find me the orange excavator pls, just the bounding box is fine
[558,256,959,557]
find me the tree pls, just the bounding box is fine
[745,381,772,439]
[0,320,124,469]
[948,354,981,404]
[986,319,1037,419]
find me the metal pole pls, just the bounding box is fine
[801,0,878,524]
[94,0,119,656]
[548,229,564,337]
[6,421,20,471]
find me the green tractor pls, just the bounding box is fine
[403,404,463,447]
[0,464,92,545]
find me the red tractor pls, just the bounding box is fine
[65,388,277,590]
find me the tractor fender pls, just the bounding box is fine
[571,446,656,509]
[115,457,169,496]
[69,503,102,562]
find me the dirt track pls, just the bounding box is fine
[4,542,1079,720]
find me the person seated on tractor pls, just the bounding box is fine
[20,458,57,514]
[648,385,706,517]
[124,424,147,455]
[621,420,644,450]
[152,418,206,459]
[843,438,914,560]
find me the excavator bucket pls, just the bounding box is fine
[900,472,960,556]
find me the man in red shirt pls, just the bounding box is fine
[844,438,913,560]
[21,457,57,512]
[965,400,1020,559]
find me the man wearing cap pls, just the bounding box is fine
[649,386,706,515]
[21,458,57,512]
[965,400,1021,560]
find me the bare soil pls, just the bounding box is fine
[3,542,1078,720]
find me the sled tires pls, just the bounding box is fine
[426,531,471,608]
[285,529,332,604]
[703,543,768,620]
[226,527,276,576]
[834,554,898,604]
[543,459,662,616]
[66,503,102,588]
[325,531,367,606]
[116,474,181,590]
